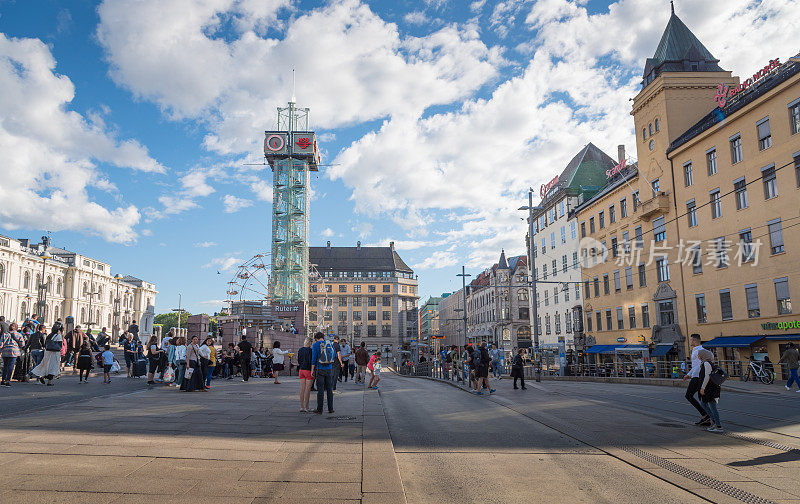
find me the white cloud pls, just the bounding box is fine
[321,228,335,238]
[413,250,458,270]
[0,33,163,243]
[141,229,153,236]
[404,11,429,25]
[203,255,241,271]
[222,194,253,213]
[194,241,217,248]
[97,0,503,155]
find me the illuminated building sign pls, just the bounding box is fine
[540,176,559,198]
[714,58,781,109]
[606,159,626,178]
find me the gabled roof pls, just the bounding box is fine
[541,143,617,205]
[643,5,724,86]
[508,255,526,272]
[309,246,413,273]
[497,250,509,269]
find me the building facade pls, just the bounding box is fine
[419,294,448,343]
[307,242,419,361]
[439,288,464,347]
[0,236,157,339]
[531,143,617,352]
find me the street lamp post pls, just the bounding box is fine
[172,293,186,336]
[113,274,123,343]
[456,266,471,347]
[37,252,51,322]
[520,189,544,382]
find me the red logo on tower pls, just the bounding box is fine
[296,137,312,149]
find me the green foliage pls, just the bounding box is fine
[153,311,191,329]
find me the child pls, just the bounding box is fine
[367,351,382,390]
[101,344,115,384]
[76,342,93,383]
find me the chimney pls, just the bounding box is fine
[356,241,361,251]
[326,241,331,249]
[389,241,395,252]
[618,145,625,163]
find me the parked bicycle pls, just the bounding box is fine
[742,359,775,384]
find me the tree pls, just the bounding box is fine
[154,311,191,330]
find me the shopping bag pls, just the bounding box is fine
[110,361,121,373]
[163,366,175,383]
[185,367,194,379]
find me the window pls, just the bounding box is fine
[586,312,593,332]
[354,285,361,293]
[353,311,362,321]
[706,148,718,175]
[580,221,586,237]
[542,264,547,279]
[658,299,675,325]
[642,303,650,328]
[734,178,748,210]
[561,226,566,244]
[564,285,569,303]
[541,238,545,255]
[368,284,376,293]
[353,296,362,307]
[572,252,578,269]
[652,178,660,193]
[632,191,640,211]
[649,123,653,136]
[603,274,610,295]
[775,277,792,314]
[715,237,729,268]
[559,201,565,217]
[368,297,377,307]
[691,246,702,274]
[625,266,633,290]
[562,255,568,273]
[596,311,603,331]
[599,211,605,229]
[23,271,30,289]
[382,296,390,307]
[730,134,743,163]
[762,164,777,199]
[584,280,591,298]
[575,283,580,300]
[589,217,595,233]
[790,98,800,135]
[745,284,760,318]
[545,315,551,335]
[340,296,348,307]
[613,270,621,292]
[622,231,630,252]
[367,325,376,337]
[605,309,613,330]
[519,307,529,320]
[656,256,670,282]
[642,127,647,140]
[719,289,733,321]
[628,306,636,328]
[570,221,577,239]
[638,263,646,287]
[796,153,800,187]
[609,205,616,224]
[635,226,643,248]
[551,259,557,277]
[550,232,556,249]
[768,218,785,254]
[653,216,666,242]
[382,284,390,293]
[686,199,697,227]
[710,189,721,219]
[338,311,347,321]
[565,312,572,333]
[593,277,600,297]
[544,290,549,306]
[382,311,391,321]
[695,294,707,323]
[683,162,693,186]
[620,198,627,218]
[757,117,772,150]
[655,118,660,132]
[553,286,559,304]
[368,311,377,321]
[616,307,624,330]
[338,285,347,293]
[739,229,754,263]
[555,313,561,334]
[611,237,618,258]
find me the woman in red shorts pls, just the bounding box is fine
[296,337,314,412]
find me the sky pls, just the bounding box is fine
[0,0,797,314]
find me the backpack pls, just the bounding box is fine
[446,352,452,363]
[317,340,336,365]
[709,364,728,386]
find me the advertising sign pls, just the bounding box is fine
[291,131,318,158]
[616,337,626,343]
[264,131,289,156]
[714,58,781,109]
[540,176,559,198]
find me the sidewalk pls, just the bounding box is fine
[0,376,407,504]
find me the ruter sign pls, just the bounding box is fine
[714,58,781,109]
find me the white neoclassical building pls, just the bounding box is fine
[0,235,157,339]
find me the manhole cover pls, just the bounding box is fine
[327,416,359,421]
[654,422,686,429]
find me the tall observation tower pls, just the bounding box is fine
[264,101,320,312]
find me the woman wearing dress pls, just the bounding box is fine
[181,335,204,392]
[271,340,289,385]
[76,341,94,383]
[200,336,215,389]
[32,325,63,386]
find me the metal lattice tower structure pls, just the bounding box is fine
[264,101,319,306]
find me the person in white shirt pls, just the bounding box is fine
[101,345,115,384]
[682,333,711,425]
[271,340,289,385]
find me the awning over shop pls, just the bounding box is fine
[585,344,618,354]
[702,336,764,348]
[765,334,800,341]
[651,344,676,357]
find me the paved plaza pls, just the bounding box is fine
[0,371,799,503]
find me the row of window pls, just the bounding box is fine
[695,277,792,323]
[534,221,578,253]
[311,284,391,293]
[308,324,392,338]
[580,192,641,237]
[320,270,413,280]
[539,283,582,307]
[534,252,580,279]
[538,310,577,335]
[641,118,661,141]
[312,296,392,307]
[536,200,568,232]
[309,310,392,322]
[586,303,654,332]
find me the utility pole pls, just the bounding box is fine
[520,188,542,382]
[456,266,471,348]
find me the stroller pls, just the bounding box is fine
[261,353,274,378]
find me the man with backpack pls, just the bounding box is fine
[780,342,800,392]
[311,332,335,414]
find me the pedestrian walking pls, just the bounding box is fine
[76,341,94,383]
[367,351,382,389]
[779,342,800,392]
[27,324,46,370]
[101,344,114,384]
[490,344,502,380]
[339,339,351,383]
[238,335,252,382]
[698,349,724,432]
[683,334,711,426]
[32,325,62,386]
[181,335,205,392]
[474,342,494,395]
[331,336,342,390]
[297,337,313,412]
[146,334,163,385]
[271,341,289,384]
[511,348,526,390]
[201,337,216,389]
[311,332,336,414]
[354,342,369,384]
[1,323,26,387]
